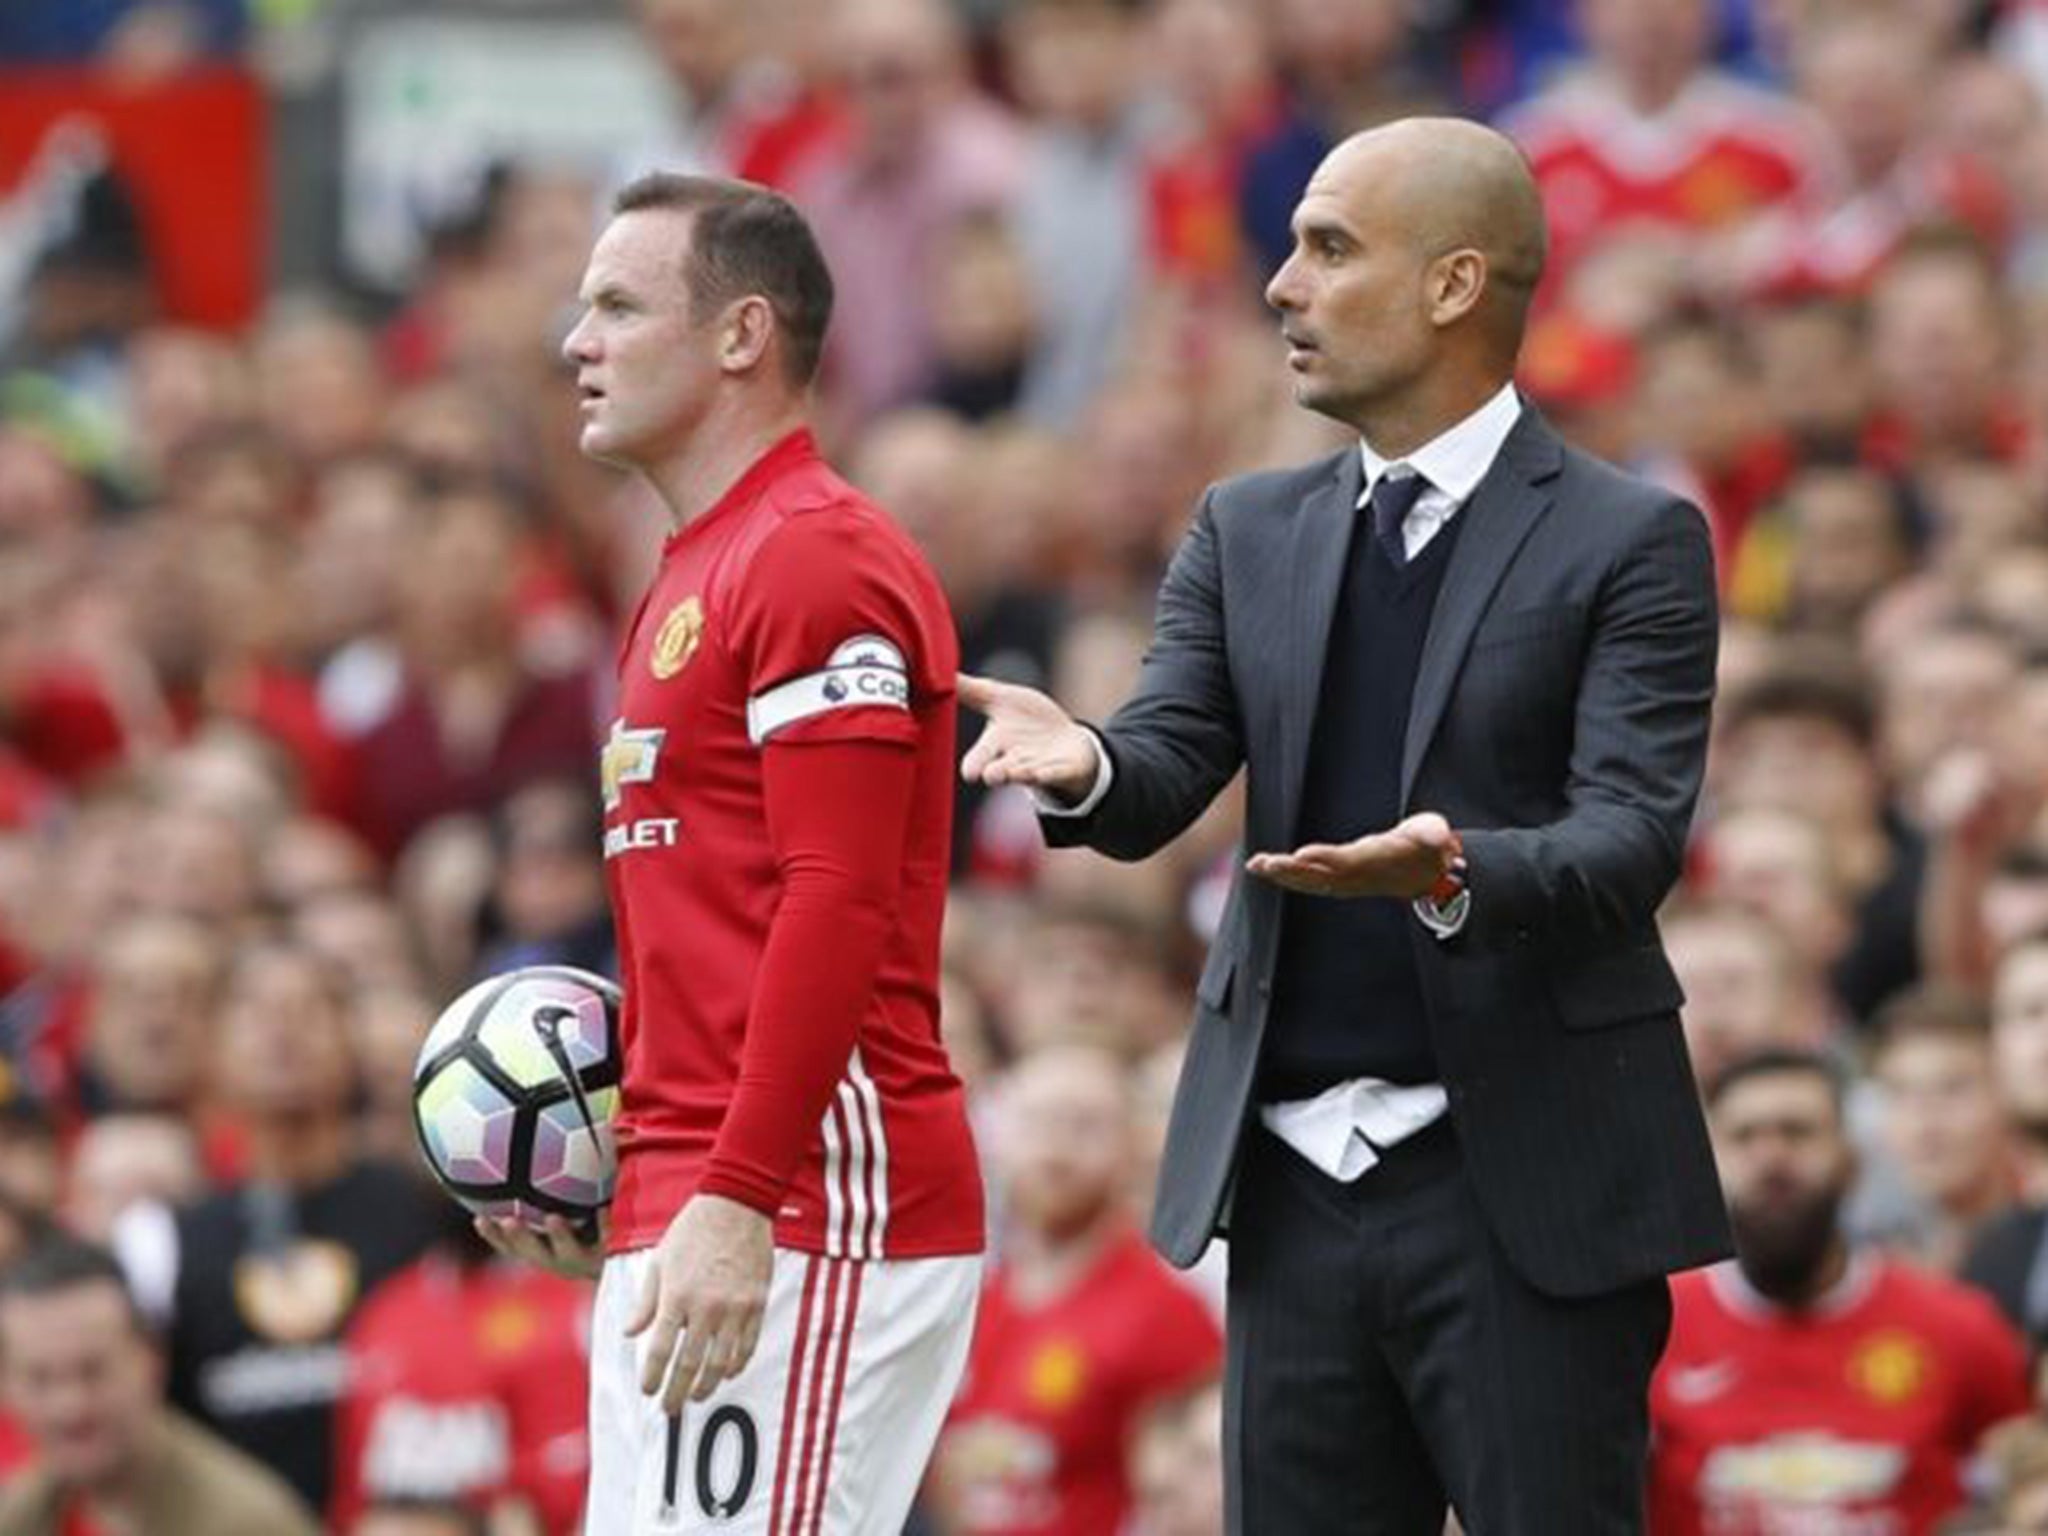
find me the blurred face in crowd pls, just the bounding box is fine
[260,816,378,913]
[1993,940,2048,1141]
[1922,464,2045,586]
[0,1280,160,1493]
[1006,911,1174,1057]
[216,944,357,1122]
[1874,1027,2008,1213]
[87,916,223,1112]
[1635,326,1761,473]
[850,412,988,599]
[1879,626,2019,801]
[833,0,957,166]
[1711,1067,1854,1301]
[1664,906,1810,1089]
[1869,251,2007,448]
[1006,1,1137,132]
[1702,808,1852,973]
[637,0,751,102]
[293,890,421,992]
[997,1047,1133,1242]
[564,210,726,473]
[0,431,91,555]
[163,426,296,532]
[1716,710,1882,844]
[1748,301,1871,456]
[126,326,250,480]
[1797,17,1928,185]
[0,1119,60,1237]
[395,490,523,661]
[930,216,1034,380]
[1783,469,1913,629]
[1579,0,1713,103]
[65,1115,204,1244]
[350,986,435,1116]
[495,781,606,942]
[254,308,384,467]
[300,457,415,655]
[1931,56,2041,196]
[1151,0,1270,128]
[131,804,258,929]
[1269,0,1404,89]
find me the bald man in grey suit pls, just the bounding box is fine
[962,120,1731,1533]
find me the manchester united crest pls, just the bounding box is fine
[651,596,705,680]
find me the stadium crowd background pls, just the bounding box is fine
[11,0,2048,1530]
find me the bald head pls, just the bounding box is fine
[1268,116,1549,440]
[1325,119,1547,345]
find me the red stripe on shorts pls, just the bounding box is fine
[788,1256,846,1532]
[804,1260,866,1536]
[768,1254,822,1536]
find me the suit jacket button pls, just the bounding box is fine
[1257,978,1272,998]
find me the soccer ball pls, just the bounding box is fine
[412,965,624,1233]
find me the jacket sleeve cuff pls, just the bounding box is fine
[1032,725,1114,818]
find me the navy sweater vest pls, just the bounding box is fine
[1258,503,1464,1100]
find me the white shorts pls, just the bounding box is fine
[586,1245,981,1535]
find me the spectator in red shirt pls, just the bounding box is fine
[346,480,598,861]
[934,1045,1221,1536]
[331,1225,591,1535]
[1502,0,1825,290]
[1650,1049,2029,1536]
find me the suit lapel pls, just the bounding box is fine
[1400,411,1564,803]
[1279,447,1364,841]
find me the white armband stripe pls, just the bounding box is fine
[746,634,912,746]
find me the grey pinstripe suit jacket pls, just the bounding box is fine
[1042,404,1734,1299]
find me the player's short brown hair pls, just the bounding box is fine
[612,173,834,387]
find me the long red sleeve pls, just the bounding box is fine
[696,735,917,1214]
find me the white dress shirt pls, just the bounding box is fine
[1048,384,1526,1181]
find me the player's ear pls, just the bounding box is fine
[720,295,777,376]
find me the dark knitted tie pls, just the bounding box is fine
[1369,470,1428,569]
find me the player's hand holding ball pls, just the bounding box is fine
[411,966,623,1280]
[627,1194,774,1412]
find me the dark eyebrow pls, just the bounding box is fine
[1291,215,1355,246]
[583,281,636,307]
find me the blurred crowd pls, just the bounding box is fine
[8,0,2048,1531]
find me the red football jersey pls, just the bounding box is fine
[602,428,982,1260]
[1504,70,1824,285]
[332,1257,591,1534]
[941,1229,1223,1536]
[1649,1254,2029,1536]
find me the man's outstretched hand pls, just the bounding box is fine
[957,673,1099,802]
[1247,812,1465,900]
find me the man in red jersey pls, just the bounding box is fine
[478,173,984,1534]
[932,1047,1221,1535]
[1650,1050,2028,1536]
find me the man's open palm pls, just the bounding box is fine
[957,674,1098,800]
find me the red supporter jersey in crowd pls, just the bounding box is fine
[602,428,982,1259]
[1649,1253,2029,1535]
[1503,69,1824,284]
[331,1257,591,1534]
[941,1229,1223,1535]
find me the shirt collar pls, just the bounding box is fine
[1358,383,1523,504]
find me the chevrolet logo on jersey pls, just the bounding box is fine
[600,722,666,812]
